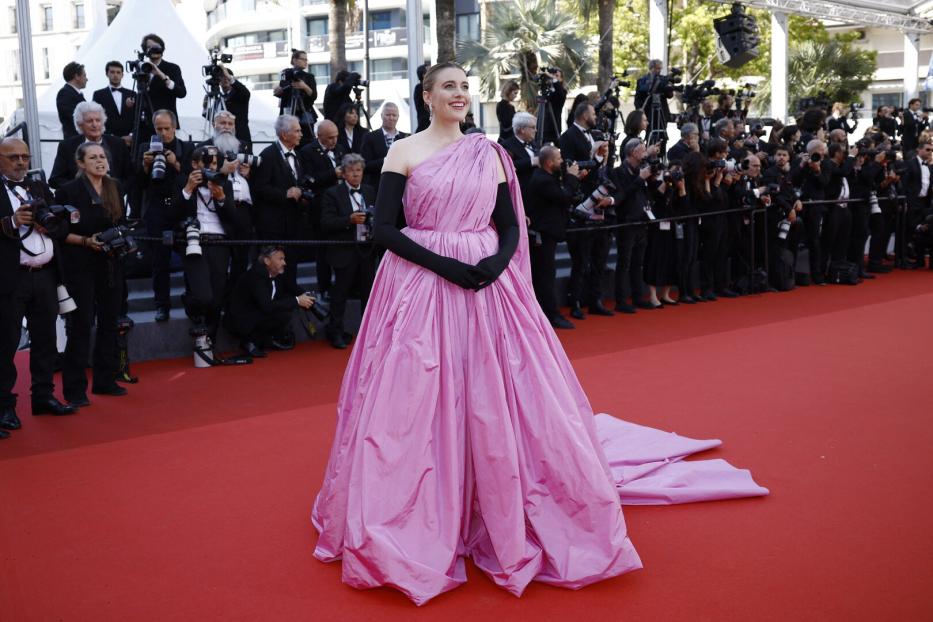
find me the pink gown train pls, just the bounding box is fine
[311,133,768,605]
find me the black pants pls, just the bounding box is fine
[257,230,299,291]
[676,219,699,296]
[700,214,729,292]
[227,310,294,346]
[327,254,374,340]
[614,225,647,304]
[149,241,173,310]
[848,205,870,267]
[566,229,609,306]
[802,204,825,279]
[183,244,231,340]
[63,259,122,398]
[530,233,560,319]
[0,267,59,408]
[820,205,852,271]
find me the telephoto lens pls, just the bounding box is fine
[184,218,202,256]
[778,219,791,240]
[149,135,167,181]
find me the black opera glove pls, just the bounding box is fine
[374,172,482,290]
[471,182,519,290]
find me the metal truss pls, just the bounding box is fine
[707,0,933,33]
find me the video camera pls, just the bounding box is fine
[126,49,155,81]
[796,93,830,112]
[346,72,369,88]
[531,67,561,98]
[849,102,863,120]
[97,225,139,259]
[203,48,233,89]
[595,71,630,115]
[283,67,311,83]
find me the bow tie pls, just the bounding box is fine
[284,151,296,159]
[6,180,27,190]
[349,187,361,194]
[110,87,121,92]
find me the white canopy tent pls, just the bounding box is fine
[13,0,279,175]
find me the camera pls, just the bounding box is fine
[663,168,684,183]
[126,50,153,80]
[810,152,822,163]
[182,217,202,256]
[303,291,330,322]
[200,169,228,187]
[346,72,369,88]
[283,67,309,83]
[573,171,617,221]
[29,199,80,228]
[202,48,233,88]
[777,218,792,240]
[849,102,863,120]
[97,226,138,259]
[223,151,262,168]
[298,176,316,202]
[748,123,767,137]
[149,135,167,181]
[532,70,556,97]
[355,207,375,243]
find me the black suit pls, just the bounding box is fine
[0,180,66,410]
[902,156,932,262]
[821,157,855,270]
[560,124,609,309]
[147,60,186,127]
[225,260,301,346]
[501,135,538,205]
[337,125,369,155]
[360,129,408,191]
[93,86,136,138]
[792,157,831,280]
[49,134,132,190]
[323,81,353,122]
[526,168,579,320]
[666,140,692,164]
[320,182,377,340]
[634,73,674,145]
[54,177,124,399]
[56,85,85,139]
[252,142,306,287]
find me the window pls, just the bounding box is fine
[348,61,363,75]
[371,58,406,81]
[306,17,328,36]
[41,48,50,79]
[9,7,16,34]
[310,63,329,84]
[240,73,278,90]
[73,2,85,28]
[456,13,480,42]
[871,93,902,111]
[41,5,53,31]
[224,30,287,48]
[371,11,392,30]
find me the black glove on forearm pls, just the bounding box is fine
[373,172,481,290]
[472,182,519,289]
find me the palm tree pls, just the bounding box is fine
[436,0,456,63]
[329,0,349,77]
[576,0,614,91]
[456,0,591,112]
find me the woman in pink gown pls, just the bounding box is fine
[311,64,767,605]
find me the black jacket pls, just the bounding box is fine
[147,60,187,126]
[337,125,369,155]
[92,86,136,138]
[135,137,192,233]
[0,179,64,294]
[323,81,353,122]
[791,157,831,202]
[501,135,538,203]
[225,260,301,338]
[901,156,932,212]
[251,143,305,238]
[559,124,599,193]
[526,168,579,240]
[54,177,124,272]
[824,157,855,204]
[666,140,692,165]
[360,129,408,190]
[56,85,85,139]
[610,161,662,223]
[221,79,253,150]
[298,140,347,195]
[320,182,376,268]
[826,116,855,135]
[275,69,318,121]
[496,99,516,144]
[49,134,133,190]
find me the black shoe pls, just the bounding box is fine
[569,304,585,320]
[717,289,739,298]
[678,295,697,304]
[589,302,614,316]
[0,428,8,439]
[92,384,128,397]
[65,394,90,408]
[329,336,348,349]
[812,275,827,285]
[154,307,170,322]
[866,263,892,273]
[859,271,876,280]
[269,338,294,351]
[660,298,679,306]
[633,300,657,310]
[32,397,77,416]
[550,316,575,329]
[614,303,637,314]
[240,342,267,358]
[700,291,718,301]
[0,407,21,430]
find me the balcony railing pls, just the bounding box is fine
[231,40,290,62]
[306,27,409,54]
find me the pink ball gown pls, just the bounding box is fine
[311,133,767,605]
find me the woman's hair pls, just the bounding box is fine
[567,93,589,127]
[682,151,709,197]
[422,62,467,93]
[799,108,826,133]
[499,78,519,100]
[337,102,359,125]
[780,124,799,144]
[75,142,122,223]
[623,110,646,139]
[291,48,306,62]
[832,102,847,115]
[768,119,785,144]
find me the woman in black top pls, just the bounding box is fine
[684,145,727,301]
[496,80,520,145]
[621,110,661,160]
[336,102,369,155]
[56,142,128,405]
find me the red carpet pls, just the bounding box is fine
[2,272,932,621]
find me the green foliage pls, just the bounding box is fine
[457,0,592,110]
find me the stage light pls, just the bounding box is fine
[714,3,760,69]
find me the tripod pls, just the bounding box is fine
[534,92,560,148]
[202,79,226,137]
[129,72,155,166]
[640,76,670,151]
[351,87,372,130]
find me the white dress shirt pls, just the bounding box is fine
[109,85,123,114]
[919,155,930,198]
[277,140,299,179]
[6,184,54,267]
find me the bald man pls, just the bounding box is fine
[0,139,77,435]
[360,103,409,191]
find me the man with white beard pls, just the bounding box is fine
[201,110,255,284]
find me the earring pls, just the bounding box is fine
[427,102,433,118]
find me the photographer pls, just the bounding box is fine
[0,138,76,436]
[761,145,805,288]
[274,49,318,140]
[694,139,731,300]
[176,146,235,344]
[873,106,899,142]
[225,246,314,358]
[336,102,369,155]
[827,102,857,136]
[56,62,87,140]
[360,102,408,192]
[139,34,186,128]
[559,102,612,318]
[634,59,676,147]
[609,139,664,313]
[323,70,358,123]
[319,154,376,349]
[540,68,568,146]
[57,143,129,405]
[526,145,582,328]
[49,101,132,190]
[214,67,252,151]
[501,112,540,204]
[136,109,191,321]
[711,92,739,122]
[253,115,306,289]
[820,142,855,276]
[901,98,929,155]
[413,63,430,133]
[792,139,831,285]
[902,138,933,269]
[846,143,878,279]
[667,123,700,165]
[866,146,900,273]
[92,61,136,142]
[728,154,772,292]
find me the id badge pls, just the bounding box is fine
[645,208,657,220]
[871,204,882,215]
[675,223,685,239]
[659,221,671,231]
